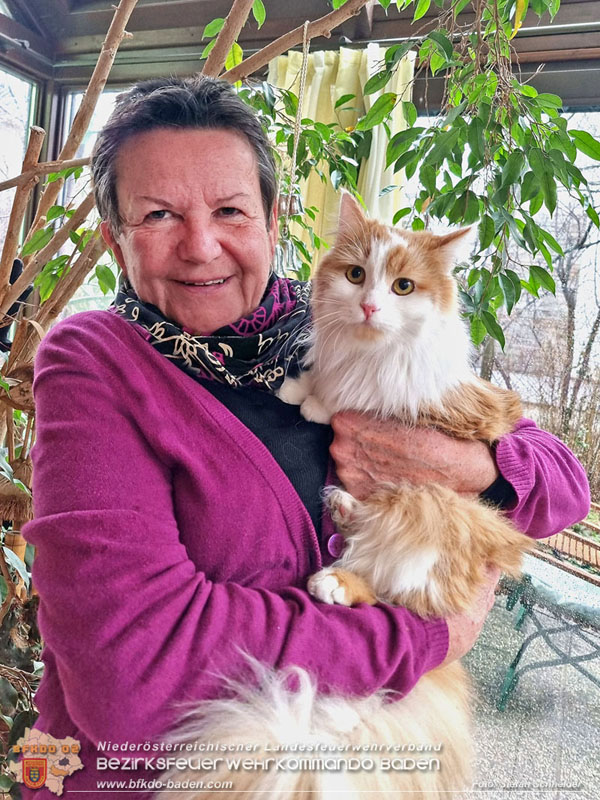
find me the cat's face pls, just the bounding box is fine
[313,193,472,342]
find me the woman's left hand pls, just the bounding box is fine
[330,411,499,500]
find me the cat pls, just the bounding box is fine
[157,192,532,800]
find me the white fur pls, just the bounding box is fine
[307,568,354,606]
[157,659,472,800]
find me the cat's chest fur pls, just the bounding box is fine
[305,309,475,420]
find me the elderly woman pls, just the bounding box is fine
[23,76,589,798]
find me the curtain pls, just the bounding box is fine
[268,44,415,261]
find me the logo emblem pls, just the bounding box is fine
[23,758,47,789]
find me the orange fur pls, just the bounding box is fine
[325,483,533,617]
[419,379,523,443]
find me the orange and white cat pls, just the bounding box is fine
[278,191,521,440]
[158,193,531,800]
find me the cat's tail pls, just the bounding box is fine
[156,658,473,800]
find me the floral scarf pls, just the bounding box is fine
[110,275,311,392]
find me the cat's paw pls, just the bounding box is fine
[300,395,332,424]
[324,487,358,527]
[277,376,307,406]
[308,568,376,606]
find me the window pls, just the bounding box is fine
[0,66,37,247]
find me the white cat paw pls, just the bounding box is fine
[277,377,306,406]
[300,395,332,424]
[307,569,351,606]
[325,487,357,522]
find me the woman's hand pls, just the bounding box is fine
[330,411,499,499]
[441,567,501,665]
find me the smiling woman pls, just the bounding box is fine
[101,128,278,334]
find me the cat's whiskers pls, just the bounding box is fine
[315,319,346,370]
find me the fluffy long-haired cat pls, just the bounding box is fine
[158,193,532,800]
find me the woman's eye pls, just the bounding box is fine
[219,207,241,217]
[146,210,172,221]
[392,277,415,295]
[345,266,365,284]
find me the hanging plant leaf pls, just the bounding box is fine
[356,93,397,131]
[482,310,505,349]
[470,315,487,346]
[571,130,600,161]
[252,0,266,29]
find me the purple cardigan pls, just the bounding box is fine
[22,311,590,798]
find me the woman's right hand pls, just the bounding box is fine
[440,566,500,666]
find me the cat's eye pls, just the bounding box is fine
[392,277,415,296]
[346,266,365,284]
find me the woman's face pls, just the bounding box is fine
[101,127,278,334]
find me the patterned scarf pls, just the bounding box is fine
[110,275,312,392]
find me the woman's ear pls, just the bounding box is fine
[267,202,279,259]
[101,221,127,277]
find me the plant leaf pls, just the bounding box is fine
[571,130,600,161]
[203,18,225,38]
[385,41,415,67]
[335,93,356,109]
[46,205,65,222]
[482,310,505,349]
[2,547,30,590]
[225,41,243,72]
[470,315,487,346]
[499,272,516,314]
[428,31,453,60]
[356,93,397,131]
[413,0,432,21]
[402,101,418,127]
[530,264,556,294]
[20,226,53,256]
[364,70,392,96]
[252,0,266,28]
[479,214,495,250]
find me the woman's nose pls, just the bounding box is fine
[178,217,222,263]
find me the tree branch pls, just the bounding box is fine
[202,0,255,79]
[0,157,90,194]
[221,0,372,84]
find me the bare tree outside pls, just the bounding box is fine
[491,111,600,496]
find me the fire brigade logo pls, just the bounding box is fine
[10,729,83,795]
[23,759,47,789]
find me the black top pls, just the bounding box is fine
[200,381,333,537]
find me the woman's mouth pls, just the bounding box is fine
[178,278,227,287]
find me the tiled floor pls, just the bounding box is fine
[463,594,600,800]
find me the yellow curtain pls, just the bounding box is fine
[268,45,414,261]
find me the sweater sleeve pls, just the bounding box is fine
[495,417,591,538]
[24,316,448,747]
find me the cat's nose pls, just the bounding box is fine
[361,302,380,320]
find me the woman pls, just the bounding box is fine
[23,76,589,798]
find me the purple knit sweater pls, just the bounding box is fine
[22,311,590,798]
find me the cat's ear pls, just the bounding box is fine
[336,191,368,240]
[430,227,475,270]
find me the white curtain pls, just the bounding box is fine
[268,44,415,259]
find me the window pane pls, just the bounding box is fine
[0,67,36,247]
[59,90,121,316]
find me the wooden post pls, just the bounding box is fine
[0,127,46,300]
